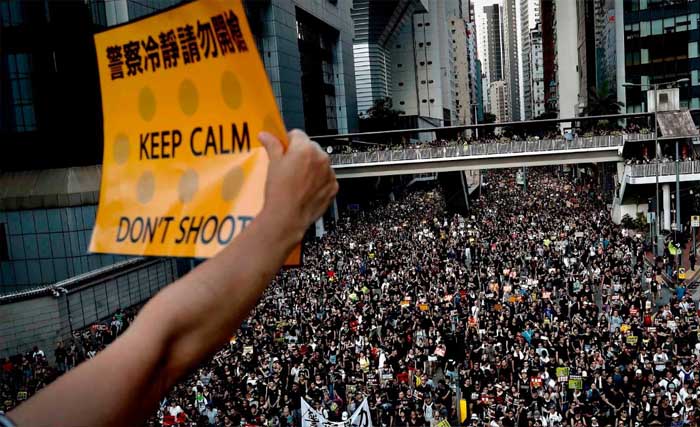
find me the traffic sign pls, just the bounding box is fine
[692,215,700,228]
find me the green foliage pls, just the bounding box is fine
[635,212,648,229]
[582,82,625,131]
[358,98,404,132]
[482,112,497,124]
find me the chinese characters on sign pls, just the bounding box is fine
[106,10,248,80]
[91,0,300,264]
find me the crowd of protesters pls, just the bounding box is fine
[330,126,650,155]
[0,308,138,416]
[2,166,700,427]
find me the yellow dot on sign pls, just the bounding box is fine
[221,166,244,201]
[221,71,242,110]
[113,133,129,165]
[136,171,155,204]
[178,169,198,203]
[138,87,156,121]
[179,79,198,116]
[263,114,285,141]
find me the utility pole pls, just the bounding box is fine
[622,78,689,255]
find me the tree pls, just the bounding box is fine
[581,82,624,130]
[358,98,405,133]
[482,112,496,124]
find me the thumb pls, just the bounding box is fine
[258,131,284,161]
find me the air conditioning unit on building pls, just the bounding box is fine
[647,88,680,112]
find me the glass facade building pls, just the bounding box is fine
[0,0,357,295]
[623,0,700,111]
[0,205,130,293]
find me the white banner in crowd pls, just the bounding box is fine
[301,397,373,427]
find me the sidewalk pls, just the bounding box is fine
[644,236,700,303]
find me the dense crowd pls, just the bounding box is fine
[0,308,138,415]
[2,167,700,427]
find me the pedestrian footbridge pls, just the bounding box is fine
[330,134,646,179]
[626,160,700,184]
[613,160,700,226]
[616,160,700,205]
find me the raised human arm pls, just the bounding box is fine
[9,130,338,427]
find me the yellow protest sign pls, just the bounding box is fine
[90,0,300,264]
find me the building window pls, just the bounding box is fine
[664,18,675,32]
[396,44,401,49]
[417,23,423,27]
[398,82,404,86]
[652,19,663,35]
[422,99,427,103]
[690,42,699,58]
[426,42,431,46]
[397,63,403,68]
[419,61,425,66]
[425,22,430,26]
[429,80,434,83]
[0,0,23,26]
[399,101,405,105]
[640,0,647,9]
[429,99,435,103]
[6,53,37,132]
[692,98,700,109]
[0,224,8,261]
[420,80,426,84]
[641,21,650,37]
[641,48,649,64]
[691,13,699,31]
[427,61,432,65]
[693,70,700,86]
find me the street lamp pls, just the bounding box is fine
[623,77,689,256]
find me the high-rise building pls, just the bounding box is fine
[489,80,509,122]
[467,20,484,122]
[619,0,700,112]
[484,4,504,83]
[475,59,485,122]
[599,0,618,94]
[576,0,596,111]
[246,0,358,135]
[351,0,426,116]
[593,0,607,91]
[452,17,473,125]
[540,0,557,112]
[477,7,491,110]
[530,24,546,117]
[502,0,521,121]
[554,0,579,121]
[520,0,541,119]
[391,0,460,128]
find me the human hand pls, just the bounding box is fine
[258,129,338,242]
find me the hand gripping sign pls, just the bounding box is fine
[90,0,301,264]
